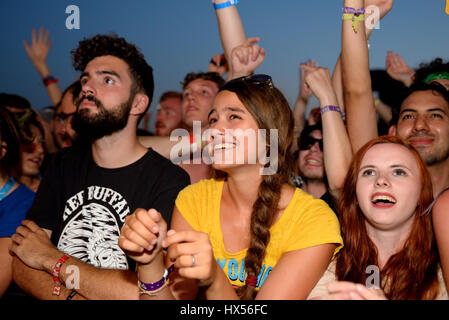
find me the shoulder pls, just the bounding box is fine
[3,183,35,206]
[290,188,335,214]
[15,184,35,200]
[144,149,190,183]
[44,145,90,170]
[177,178,222,199]
[432,187,449,219]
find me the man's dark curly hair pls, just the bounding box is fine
[414,58,449,84]
[71,34,154,114]
[181,72,225,91]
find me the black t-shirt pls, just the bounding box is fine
[320,191,338,215]
[26,144,190,270]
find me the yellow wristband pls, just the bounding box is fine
[343,13,365,33]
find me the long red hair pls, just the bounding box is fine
[336,136,440,299]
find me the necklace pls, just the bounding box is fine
[0,176,15,201]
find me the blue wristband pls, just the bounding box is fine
[213,0,238,10]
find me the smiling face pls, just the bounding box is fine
[20,125,45,176]
[206,90,263,171]
[298,129,324,181]
[356,143,422,232]
[395,90,449,166]
[182,79,219,129]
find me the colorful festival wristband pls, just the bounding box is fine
[138,264,175,296]
[320,105,345,120]
[213,0,239,10]
[42,75,59,87]
[52,254,70,296]
[342,7,365,33]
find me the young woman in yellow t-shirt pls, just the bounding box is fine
[119,74,343,300]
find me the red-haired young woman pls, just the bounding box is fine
[309,136,448,300]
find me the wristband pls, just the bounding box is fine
[138,264,175,296]
[66,290,78,300]
[52,254,70,296]
[342,7,365,33]
[212,0,238,10]
[320,105,345,120]
[43,75,59,87]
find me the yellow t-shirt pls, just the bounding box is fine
[175,178,343,289]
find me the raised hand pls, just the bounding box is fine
[163,230,216,287]
[365,0,394,20]
[385,51,415,86]
[229,37,266,80]
[299,60,318,102]
[24,27,53,76]
[303,65,338,107]
[364,0,394,38]
[118,208,168,266]
[208,53,229,77]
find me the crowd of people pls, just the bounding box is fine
[1,0,449,300]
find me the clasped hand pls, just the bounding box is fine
[118,209,216,287]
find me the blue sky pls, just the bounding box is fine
[1,0,448,132]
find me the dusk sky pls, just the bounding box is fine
[1,0,448,132]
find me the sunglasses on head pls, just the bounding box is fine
[299,136,323,151]
[227,74,274,89]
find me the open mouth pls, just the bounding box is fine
[304,158,322,166]
[371,193,397,208]
[28,157,42,166]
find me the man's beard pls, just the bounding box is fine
[407,133,449,166]
[71,94,133,141]
[417,144,449,166]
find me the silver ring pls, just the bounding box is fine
[191,254,196,267]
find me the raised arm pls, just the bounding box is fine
[24,27,62,106]
[342,0,377,153]
[331,0,392,116]
[291,60,317,154]
[213,0,247,79]
[303,65,353,197]
[342,0,393,153]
